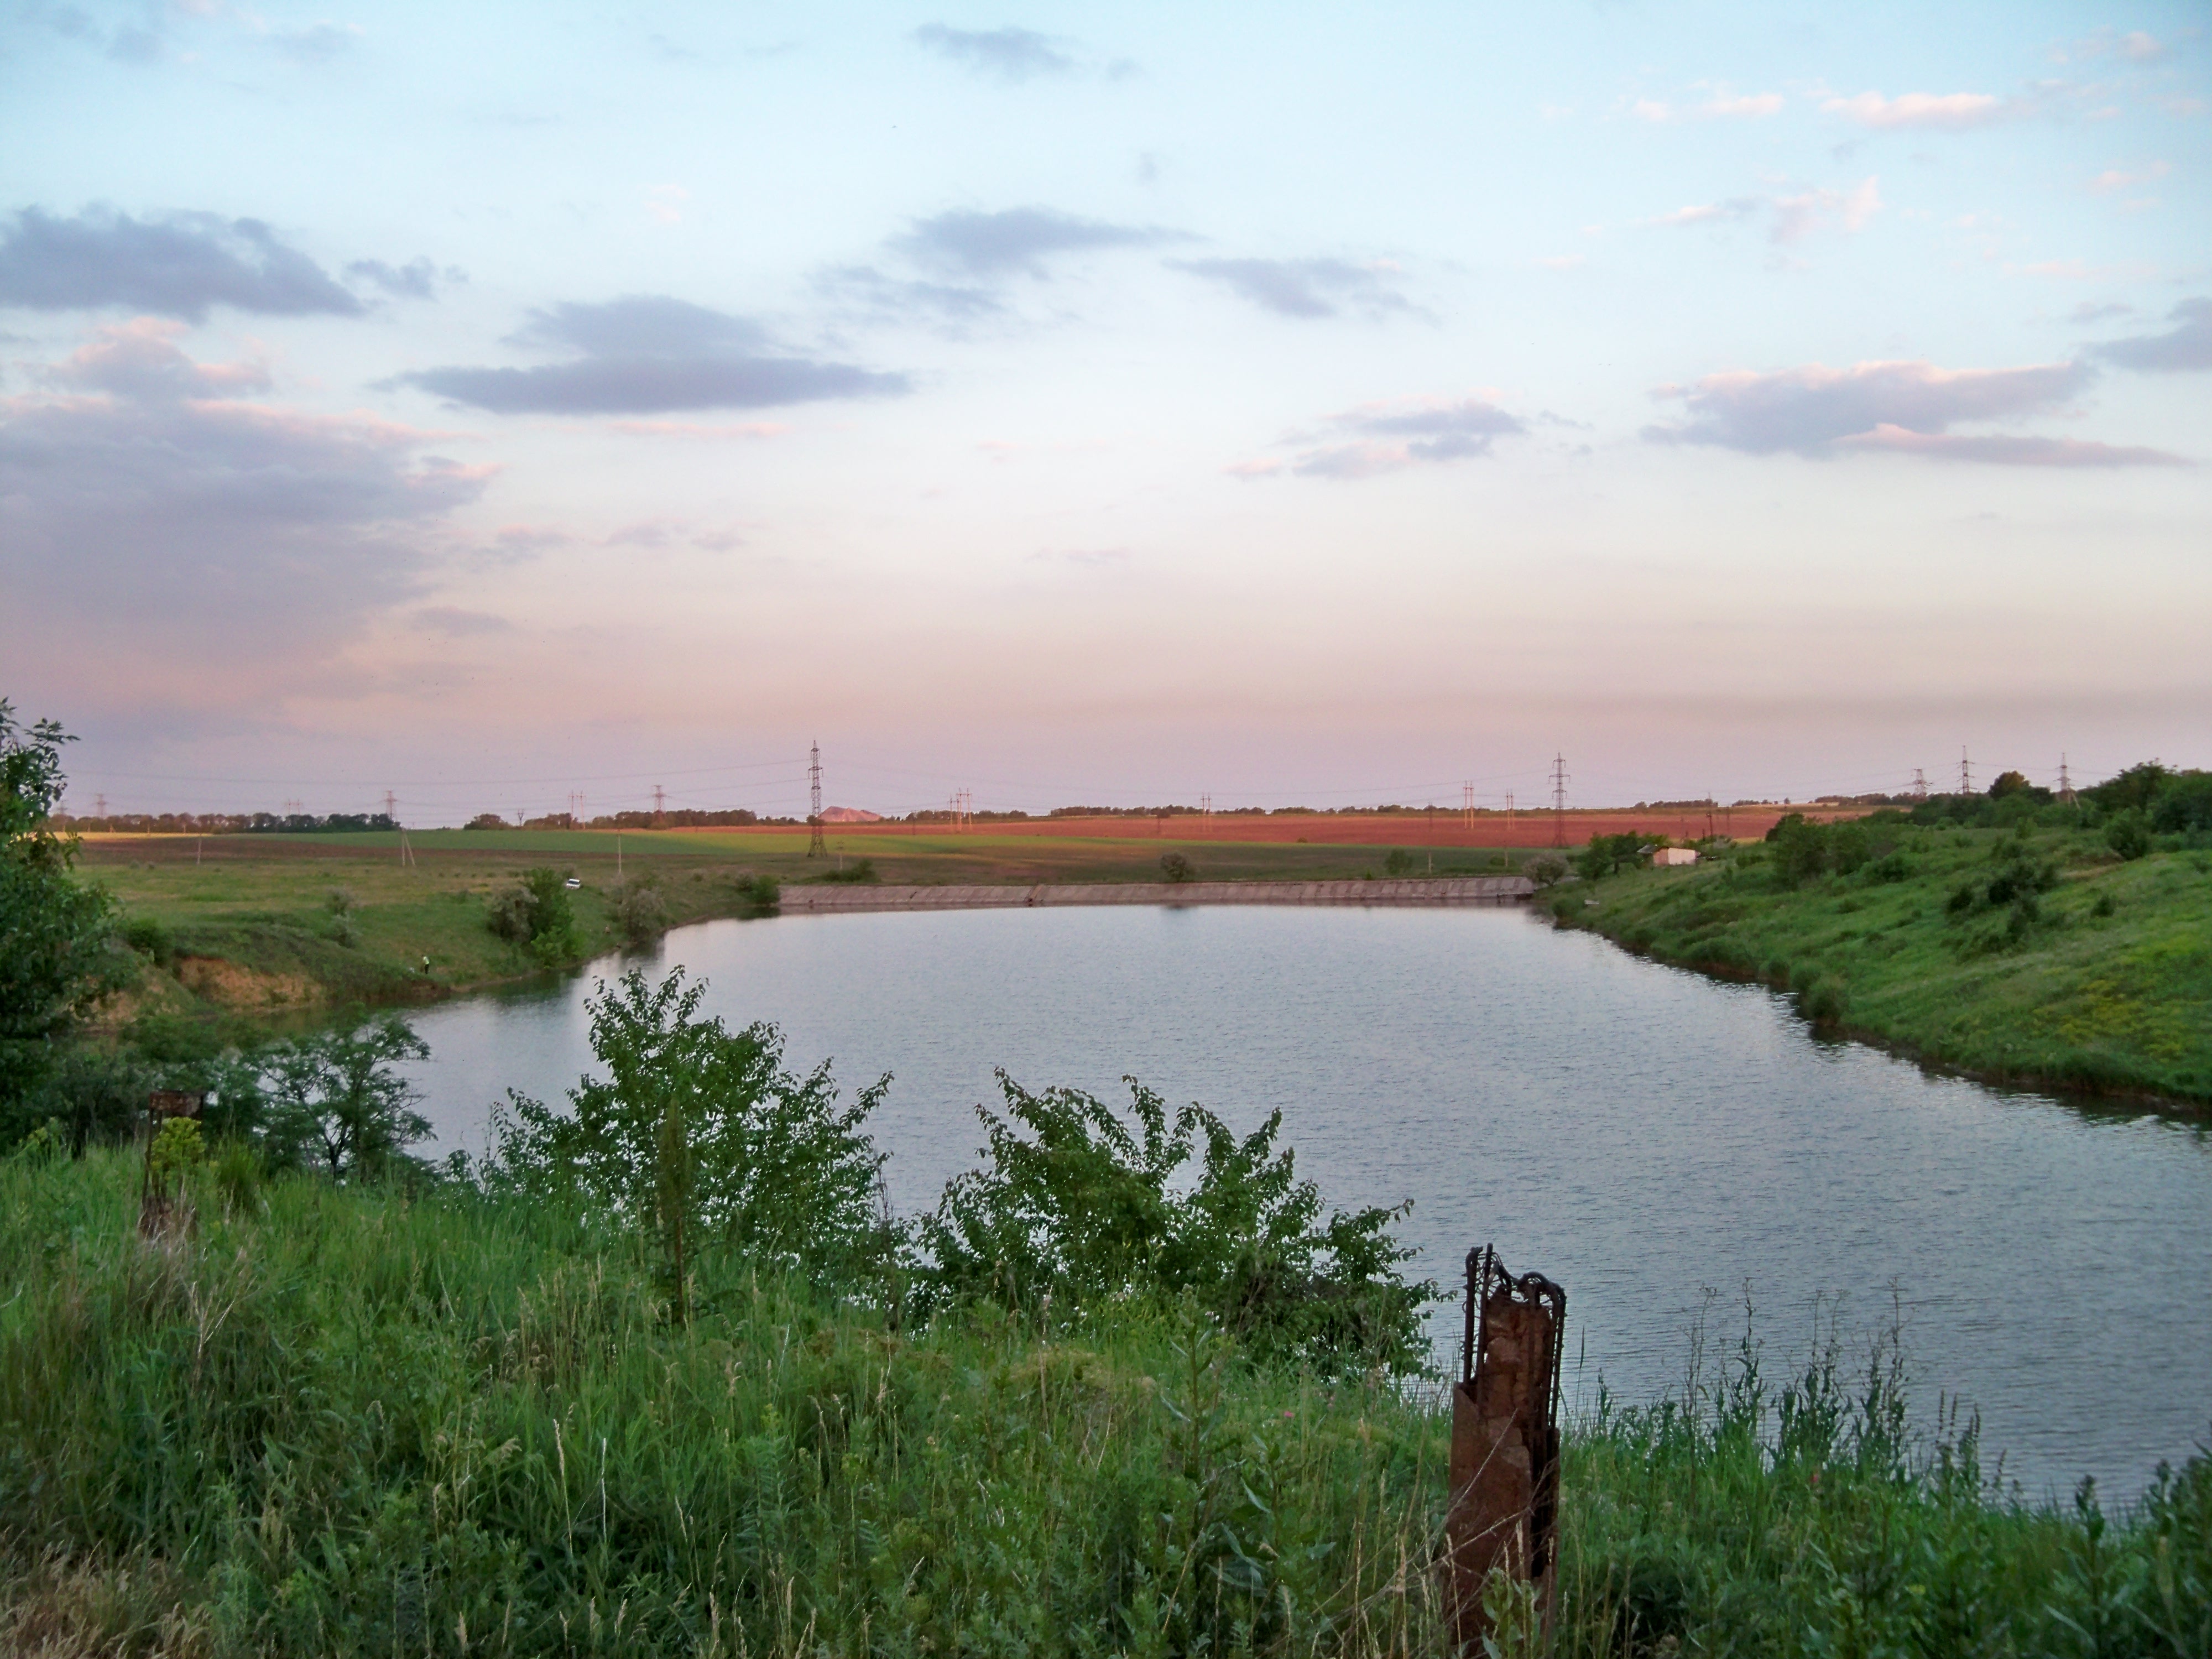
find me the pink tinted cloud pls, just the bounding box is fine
[1835,424,2187,467]
[608,418,787,438]
[1641,357,2183,464]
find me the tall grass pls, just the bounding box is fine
[3,1152,2205,1656]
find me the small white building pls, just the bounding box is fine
[1652,847,1699,867]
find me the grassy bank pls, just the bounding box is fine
[1550,820,2211,1108]
[3,1150,2205,1656]
[76,830,1536,1017]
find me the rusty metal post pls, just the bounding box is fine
[1446,1245,1566,1649]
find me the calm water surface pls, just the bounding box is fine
[398,903,2211,1500]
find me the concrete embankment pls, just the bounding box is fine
[774,875,1535,915]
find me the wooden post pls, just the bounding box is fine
[1446,1245,1566,1649]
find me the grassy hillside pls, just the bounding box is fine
[1551,819,2212,1107]
[4,1151,2203,1656]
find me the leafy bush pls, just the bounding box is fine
[486,867,583,963]
[1160,851,1195,883]
[1577,832,1647,881]
[734,872,781,912]
[4,1041,157,1153]
[815,856,878,885]
[121,914,175,965]
[1524,854,1568,888]
[919,1072,1432,1374]
[2106,810,2151,862]
[2150,770,2212,833]
[1383,848,1412,876]
[1765,814,1844,885]
[611,874,670,945]
[258,1016,432,1181]
[487,968,894,1321]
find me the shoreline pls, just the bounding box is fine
[771,875,1537,914]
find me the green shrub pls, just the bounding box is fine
[1383,848,1412,876]
[1160,851,1195,883]
[919,1071,1432,1375]
[611,874,670,945]
[734,872,781,911]
[121,914,175,965]
[2107,810,2152,861]
[815,857,879,885]
[486,867,583,961]
[1800,975,1848,1025]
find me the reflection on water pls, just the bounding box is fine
[399,903,2211,1500]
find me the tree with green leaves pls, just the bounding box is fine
[486,968,894,1321]
[1,700,124,1121]
[259,1015,433,1181]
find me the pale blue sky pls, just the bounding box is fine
[3,1,2206,818]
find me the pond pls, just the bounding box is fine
[398,902,2212,1501]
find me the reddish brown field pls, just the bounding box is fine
[681,805,1860,850]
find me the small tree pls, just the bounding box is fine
[260,1016,432,1181]
[487,867,583,965]
[487,968,894,1319]
[1160,852,1194,884]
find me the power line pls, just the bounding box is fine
[807,742,826,858]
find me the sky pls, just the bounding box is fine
[2,1,2207,822]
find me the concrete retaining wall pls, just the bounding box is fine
[773,876,1536,915]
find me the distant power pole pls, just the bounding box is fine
[384,790,398,823]
[807,742,826,857]
[2058,754,2075,806]
[1958,747,1973,797]
[95,792,106,818]
[1201,791,1212,833]
[1912,768,1929,802]
[1505,791,1515,839]
[1549,755,1569,847]
[653,785,666,826]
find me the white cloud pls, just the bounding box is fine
[1770,177,1882,243]
[1644,180,1879,244]
[2089,161,2170,194]
[1705,92,1783,118]
[1823,91,2007,131]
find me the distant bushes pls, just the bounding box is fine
[486,867,583,965]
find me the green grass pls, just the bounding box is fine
[3,1151,2204,1656]
[1553,826,2212,1107]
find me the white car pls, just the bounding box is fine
[564,876,582,890]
